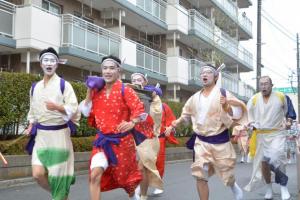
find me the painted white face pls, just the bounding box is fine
[101,60,120,84]
[40,54,58,76]
[200,67,216,87]
[131,74,147,87]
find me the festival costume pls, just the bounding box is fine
[135,95,163,190]
[85,80,144,194]
[181,86,246,186]
[27,74,80,200]
[245,91,290,192]
[156,103,179,178]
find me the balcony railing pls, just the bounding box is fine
[136,0,167,22]
[61,14,121,57]
[211,0,252,35]
[0,0,15,38]
[188,9,214,42]
[61,14,167,76]
[238,12,252,35]
[136,43,167,75]
[212,0,237,20]
[189,10,253,69]
[222,72,254,98]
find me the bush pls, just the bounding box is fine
[0,135,190,155]
[0,72,97,138]
[0,72,40,138]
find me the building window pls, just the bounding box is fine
[74,11,94,24]
[42,0,62,15]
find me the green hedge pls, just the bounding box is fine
[0,72,190,138]
[0,136,190,155]
[0,72,96,138]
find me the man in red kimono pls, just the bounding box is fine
[80,55,144,200]
[153,102,179,195]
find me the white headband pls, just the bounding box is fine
[131,73,148,83]
[39,52,67,64]
[101,58,121,68]
[200,65,218,76]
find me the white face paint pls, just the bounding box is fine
[200,67,216,87]
[40,54,58,76]
[131,74,147,87]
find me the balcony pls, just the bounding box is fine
[136,43,167,76]
[61,14,121,58]
[238,11,252,37]
[89,0,167,34]
[60,14,167,80]
[222,72,254,99]
[188,9,214,44]
[210,0,252,39]
[188,9,253,71]
[136,0,167,23]
[0,0,16,50]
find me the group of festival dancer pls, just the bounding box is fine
[19,47,297,200]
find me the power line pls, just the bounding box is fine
[261,14,296,42]
[262,8,295,39]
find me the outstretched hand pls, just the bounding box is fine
[164,126,174,136]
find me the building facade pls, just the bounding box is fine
[0,0,254,101]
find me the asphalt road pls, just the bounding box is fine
[0,161,298,200]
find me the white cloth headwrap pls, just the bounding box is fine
[131,72,148,83]
[101,58,121,68]
[39,52,68,64]
[200,65,219,77]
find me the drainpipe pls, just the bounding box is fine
[26,50,30,74]
[173,84,177,101]
[119,9,122,35]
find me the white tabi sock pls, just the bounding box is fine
[140,195,147,200]
[264,183,273,199]
[230,182,243,200]
[135,185,140,196]
[240,156,245,163]
[280,186,291,200]
[152,188,164,195]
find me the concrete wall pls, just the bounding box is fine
[0,148,192,180]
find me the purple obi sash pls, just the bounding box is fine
[26,121,76,155]
[93,129,146,166]
[186,129,230,150]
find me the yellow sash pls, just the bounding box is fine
[248,129,277,159]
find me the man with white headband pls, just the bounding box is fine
[25,47,80,200]
[168,64,247,200]
[80,55,145,200]
[130,72,163,200]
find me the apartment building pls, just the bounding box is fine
[0,0,254,101]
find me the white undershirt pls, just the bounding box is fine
[198,94,212,125]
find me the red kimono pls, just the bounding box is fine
[156,103,179,178]
[88,80,144,194]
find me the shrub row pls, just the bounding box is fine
[0,72,191,137]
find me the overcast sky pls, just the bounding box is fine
[240,0,300,89]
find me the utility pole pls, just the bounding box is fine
[256,0,262,92]
[297,33,300,122]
